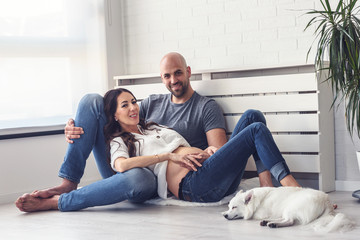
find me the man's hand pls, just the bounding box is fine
[64,119,84,143]
[204,146,219,156]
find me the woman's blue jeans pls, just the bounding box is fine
[57,94,157,211]
[58,168,157,211]
[179,109,291,203]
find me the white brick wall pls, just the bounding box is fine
[122,0,319,73]
[119,0,360,185]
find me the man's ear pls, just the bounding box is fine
[186,66,191,78]
[244,190,253,205]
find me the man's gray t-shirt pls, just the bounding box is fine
[139,92,226,150]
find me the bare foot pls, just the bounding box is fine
[259,170,274,187]
[280,175,301,187]
[31,179,77,198]
[15,193,59,212]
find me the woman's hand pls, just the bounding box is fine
[64,119,84,143]
[169,153,203,171]
[188,152,210,164]
[204,146,219,156]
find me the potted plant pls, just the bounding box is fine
[304,0,360,198]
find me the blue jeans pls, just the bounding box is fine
[58,168,157,211]
[179,109,291,203]
[57,94,157,211]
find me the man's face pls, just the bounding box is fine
[160,58,191,98]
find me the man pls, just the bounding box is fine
[23,52,272,202]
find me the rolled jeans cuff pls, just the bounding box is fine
[58,172,81,184]
[270,161,290,182]
[58,194,64,212]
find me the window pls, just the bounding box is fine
[0,0,107,132]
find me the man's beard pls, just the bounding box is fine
[168,82,188,98]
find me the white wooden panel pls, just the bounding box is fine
[245,155,320,173]
[273,135,320,152]
[226,134,319,152]
[225,114,319,132]
[216,94,319,113]
[117,73,318,99]
[192,73,318,96]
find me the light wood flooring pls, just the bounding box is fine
[1,191,359,240]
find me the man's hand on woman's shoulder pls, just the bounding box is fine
[64,118,84,143]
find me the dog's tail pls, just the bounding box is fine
[310,212,355,233]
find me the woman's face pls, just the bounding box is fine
[114,92,140,132]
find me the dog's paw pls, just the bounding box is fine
[260,220,268,226]
[268,223,277,228]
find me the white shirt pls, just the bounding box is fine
[110,125,190,199]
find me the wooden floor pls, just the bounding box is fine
[1,191,359,240]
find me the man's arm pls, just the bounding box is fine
[205,128,227,149]
[202,99,227,149]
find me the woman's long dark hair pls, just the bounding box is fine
[103,88,158,166]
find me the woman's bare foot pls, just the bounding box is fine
[31,178,77,199]
[15,193,59,212]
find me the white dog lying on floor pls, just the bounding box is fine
[222,187,354,232]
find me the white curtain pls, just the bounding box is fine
[0,0,107,130]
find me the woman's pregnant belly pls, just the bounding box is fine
[166,146,204,198]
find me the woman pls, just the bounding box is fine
[16,88,299,212]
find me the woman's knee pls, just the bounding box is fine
[125,168,156,183]
[123,168,157,202]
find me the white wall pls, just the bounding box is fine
[121,0,316,74]
[105,0,127,87]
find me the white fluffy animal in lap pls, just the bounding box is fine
[222,187,354,232]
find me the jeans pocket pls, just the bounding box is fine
[197,188,224,203]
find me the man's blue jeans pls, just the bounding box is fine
[179,109,291,202]
[57,94,157,211]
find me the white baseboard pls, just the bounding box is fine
[335,180,360,191]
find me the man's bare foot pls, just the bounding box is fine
[31,179,77,199]
[259,170,274,187]
[15,193,59,212]
[280,174,301,187]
